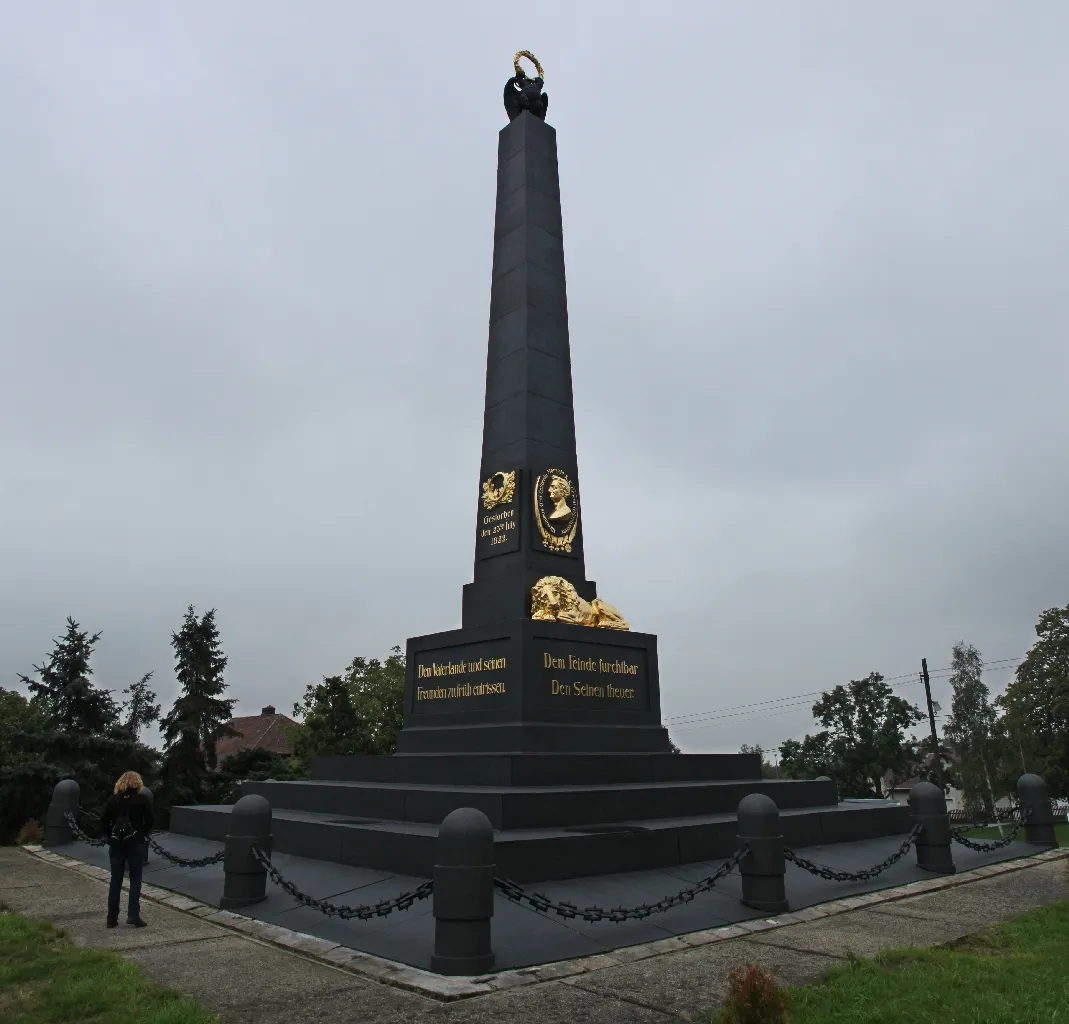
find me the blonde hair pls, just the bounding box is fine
[114,771,144,794]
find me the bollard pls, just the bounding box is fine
[1018,774,1058,848]
[43,779,80,847]
[909,780,955,874]
[220,795,272,909]
[141,786,154,863]
[737,793,789,914]
[430,807,495,976]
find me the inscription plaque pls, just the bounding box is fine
[410,639,511,716]
[475,469,520,559]
[535,637,649,712]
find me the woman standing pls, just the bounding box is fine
[99,771,154,928]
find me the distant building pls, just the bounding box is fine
[215,706,298,763]
[886,775,1015,814]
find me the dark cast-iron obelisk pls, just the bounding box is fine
[396,54,672,755]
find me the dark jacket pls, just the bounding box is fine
[99,789,154,845]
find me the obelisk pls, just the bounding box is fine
[396,55,671,755]
[462,61,597,628]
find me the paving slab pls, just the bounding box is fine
[866,859,1069,925]
[744,905,978,958]
[426,978,679,1023]
[565,938,841,1019]
[122,934,373,1008]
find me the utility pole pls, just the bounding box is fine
[921,658,946,794]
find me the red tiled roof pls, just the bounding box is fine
[215,709,298,762]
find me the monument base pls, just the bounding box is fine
[397,619,673,755]
[169,752,911,881]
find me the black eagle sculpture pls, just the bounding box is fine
[503,73,548,122]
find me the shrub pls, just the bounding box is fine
[15,819,42,845]
[720,965,790,1024]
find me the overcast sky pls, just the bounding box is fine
[2,3,1065,755]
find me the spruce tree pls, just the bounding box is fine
[18,617,118,733]
[121,671,161,741]
[161,606,237,804]
[8,618,156,837]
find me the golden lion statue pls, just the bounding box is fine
[530,576,629,630]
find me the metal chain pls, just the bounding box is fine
[951,809,1030,852]
[63,811,107,847]
[251,846,434,920]
[784,824,922,883]
[63,811,224,866]
[494,844,750,924]
[951,808,1021,831]
[147,837,225,868]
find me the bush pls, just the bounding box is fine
[720,965,790,1024]
[15,819,42,845]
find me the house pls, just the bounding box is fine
[887,775,1016,814]
[887,775,967,811]
[214,706,298,764]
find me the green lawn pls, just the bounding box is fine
[0,910,217,1024]
[710,895,1069,1023]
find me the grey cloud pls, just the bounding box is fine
[1,3,1065,755]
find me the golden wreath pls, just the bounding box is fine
[513,50,544,81]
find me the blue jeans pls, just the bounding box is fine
[107,843,145,923]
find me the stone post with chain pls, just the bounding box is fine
[431,807,495,975]
[737,793,789,914]
[220,794,272,909]
[1018,774,1058,848]
[43,779,80,847]
[909,780,955,874]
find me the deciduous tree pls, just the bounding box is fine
[779,672,923,798]
[942,641,1003,813]
[997,603,1069,796]
[291,647,406,763]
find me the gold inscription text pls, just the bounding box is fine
[542,652,639,676]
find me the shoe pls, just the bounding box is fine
[127,918,147,928]
[106,921,118,929]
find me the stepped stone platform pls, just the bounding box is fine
[170,752,911,882]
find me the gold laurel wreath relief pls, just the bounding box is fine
[481,470,516,510]
[513,50,544,80]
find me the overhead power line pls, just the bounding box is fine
[665,656,1023,734]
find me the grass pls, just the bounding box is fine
[964,821,1069,846]
[708,897,1069,1023]
[0,910,217,1024]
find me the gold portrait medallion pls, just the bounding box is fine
[533,469,578,552]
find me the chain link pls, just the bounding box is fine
[950,809,1030,852]
[147,838,225,868]
[251,846,434,920]
[784,824,922,883]
[63,811,108,847]
[494,844,749,923]
[63,811,224,866]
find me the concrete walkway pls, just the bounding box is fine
[2,845,1067,1023]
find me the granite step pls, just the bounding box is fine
[238,776,839,829]
[309,751,762,786]
[169,799,910,882]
